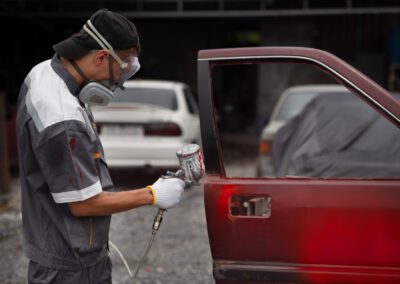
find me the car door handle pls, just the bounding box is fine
[230,196,271,218]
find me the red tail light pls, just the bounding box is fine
[95,122,182,137]
[144,123,182,136]
[259,140,272,155]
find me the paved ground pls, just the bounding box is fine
[109,170,214,284]
[0,170,215,284]
[0,145,257,284]
[0,178,26,284]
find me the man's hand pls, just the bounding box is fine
[68,177,184,216]
[149,178,185,209]
[68,188,153,217]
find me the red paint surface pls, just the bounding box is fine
[204,177,400,283]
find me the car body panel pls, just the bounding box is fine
[204,177,400,283]
[198,47,400,283]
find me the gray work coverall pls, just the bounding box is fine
[16,55,114,283]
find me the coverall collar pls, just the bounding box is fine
[51,54,81,96]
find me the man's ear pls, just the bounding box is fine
[93,50,109,66]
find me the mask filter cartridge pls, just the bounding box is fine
[79,82,115,106]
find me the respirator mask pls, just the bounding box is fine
[72,20,140,106]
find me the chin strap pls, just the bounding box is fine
[69,60,90,83]
[69,56,124,91]
[108,56,114,87]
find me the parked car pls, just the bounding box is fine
[257,84,350,177]
[92,80,200,169]
[272,92,400,178]
[197,47,400,283]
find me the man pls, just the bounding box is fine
[16,9,185,283]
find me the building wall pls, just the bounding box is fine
[1,13,399,105]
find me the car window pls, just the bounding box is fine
[211,61,400,179]
[113,87,178,110]
[183,88,199,114]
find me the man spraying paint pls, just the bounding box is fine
[16,9,184,283]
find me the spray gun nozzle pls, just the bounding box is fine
[152,208,165,233]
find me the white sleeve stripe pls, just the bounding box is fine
[25,60,86,133]
[52,180,102,203]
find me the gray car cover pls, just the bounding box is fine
[272,92,400,178]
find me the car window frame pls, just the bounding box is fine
[198,47,400,177]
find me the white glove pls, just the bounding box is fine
[149,178,185,209]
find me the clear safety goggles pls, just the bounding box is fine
[83,20,141,80]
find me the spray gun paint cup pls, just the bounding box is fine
[176,144,204,187]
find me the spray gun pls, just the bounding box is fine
[130,144,204,280]
[152,144,204,231]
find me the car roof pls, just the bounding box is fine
[122,79,186,89]
[269,84,351,122]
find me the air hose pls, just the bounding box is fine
[109,144,203,282]
[132,208,165,279]
[108,208,165,282]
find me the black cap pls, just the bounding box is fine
[53,9,140,59]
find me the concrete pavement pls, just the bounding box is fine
[0,173,214,284]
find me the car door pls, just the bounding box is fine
[198,47,400,284]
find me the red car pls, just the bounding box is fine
[197,47,400,283]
